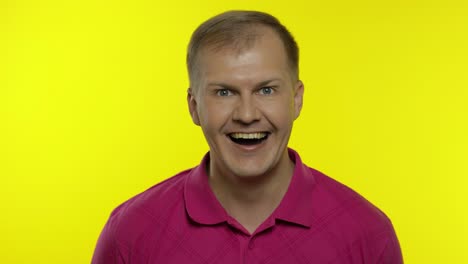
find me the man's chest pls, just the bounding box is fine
[121,224,365,264]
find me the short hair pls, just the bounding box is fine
[187,10,299,90]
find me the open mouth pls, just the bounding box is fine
[228,132,270,146]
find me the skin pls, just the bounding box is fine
[187,27,304,234]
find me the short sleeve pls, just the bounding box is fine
[376,225,404,264]
[91,216,125,264]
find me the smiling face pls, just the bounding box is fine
[188,27,304,181]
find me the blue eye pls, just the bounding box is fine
[259,87,274,95]
[216,89,232,96]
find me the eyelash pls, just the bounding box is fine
[216,89,232,96]
[258,86,274,95]
[215,87,276,96]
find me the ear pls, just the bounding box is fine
[187,88,201,126]
[293,80,304,120]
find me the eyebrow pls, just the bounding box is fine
[207,78,282,89]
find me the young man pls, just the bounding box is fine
[92,10,403,263]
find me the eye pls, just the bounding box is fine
[259,86,274,95]
[216,89,233,97]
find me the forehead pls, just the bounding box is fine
[197,28,291,85]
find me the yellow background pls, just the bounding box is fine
[1,0,467,263]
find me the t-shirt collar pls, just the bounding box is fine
[272,149,316,227]
[184,154,228,225]
[184,148,316,227]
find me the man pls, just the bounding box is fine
[92,10,403,263]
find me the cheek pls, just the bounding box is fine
[262,97,296,124]
[268,110,294,128]
[199,98,233,128]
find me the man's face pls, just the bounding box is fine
[188,28,304,180]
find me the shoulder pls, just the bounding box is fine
[308,166,392,228]
[106,168,192,244]
[111,167,192,222]
[112,168,189,218]
[92,168,194,263]
[307,167,401,262]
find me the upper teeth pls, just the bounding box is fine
[230,133,267,139]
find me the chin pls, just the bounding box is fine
[226,162,274,179]
[232,169,265,179]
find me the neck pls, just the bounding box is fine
[208,152,295,233]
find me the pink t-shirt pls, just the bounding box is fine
[92,149,402,263]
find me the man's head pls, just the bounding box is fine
[187,10,304,180]
[187,10,299,93]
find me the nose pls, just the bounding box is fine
[232,95,260,124]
